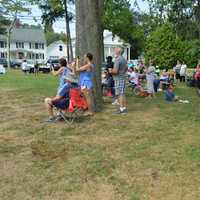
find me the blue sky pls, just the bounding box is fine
[19,0,149,35]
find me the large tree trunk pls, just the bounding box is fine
[76,0,104,111]
[64,0,73,62]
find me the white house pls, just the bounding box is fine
[103,30,131,61]
[47,30,131,61]
[47,40,68,60]
[0,27,47,63]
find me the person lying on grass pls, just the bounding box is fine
[74,53,95,116]
[44,73,79,122]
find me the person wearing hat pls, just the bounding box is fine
[44,73,78,122]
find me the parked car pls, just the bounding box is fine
[47,59,60,69]
[39,59,60,73]
[0,58,7,68]
[11,60,21,68]
[39,63,51,73]
[27,60,35,73]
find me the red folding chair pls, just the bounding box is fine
[59,88,88,124]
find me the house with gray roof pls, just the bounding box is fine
[0,27,47,63]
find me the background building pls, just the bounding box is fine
[47,40,67,60]
[103,30,131,61]
[47,30,131,61]
[0,28,47,63]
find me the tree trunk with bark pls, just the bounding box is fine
[7,18,16,70]
[63,0,74,62]
[76,0,104,111]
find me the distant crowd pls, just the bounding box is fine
[1,48,200,121]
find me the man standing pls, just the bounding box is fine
[109,47,128,114]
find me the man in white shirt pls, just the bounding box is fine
[180,61,187,82]
[21,60,29,74]
[0,64,6,74]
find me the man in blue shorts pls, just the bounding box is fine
[44,73,78,122]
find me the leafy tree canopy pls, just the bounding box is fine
[145,23,188,68]
[30,0,74,32]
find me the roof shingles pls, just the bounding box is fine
[0,28,46,43]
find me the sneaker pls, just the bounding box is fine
[112,100,119,106]
[44,116,56,122]
[114,109,128,115]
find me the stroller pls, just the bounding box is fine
[57,88,88,124]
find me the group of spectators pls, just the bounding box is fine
[45,47,129,122]
[44,53,99,122]
[43,46,200,121]
[103,57,200,103]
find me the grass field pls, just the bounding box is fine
[1,70,200,200]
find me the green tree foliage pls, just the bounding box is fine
[102,0,133,41]
[0,15,10,34]
[185,40,200,67]
[32,0,74,60]
[145,23,187,68]
[31,0,74,32]
[45,31,67,45]
[102,0,145,57]
[144,0,200,40]
[0,0,29,33]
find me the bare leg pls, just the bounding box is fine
[82,89,94,115]
[44,98,54,117]
[118,95,126,108]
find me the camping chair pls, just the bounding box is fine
[58,88,88,124]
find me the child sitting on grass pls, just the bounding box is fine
[165,84,189,103]
[165,84,177,101]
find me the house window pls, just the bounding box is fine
[16,42,24,49]
[28,53,31,59]
[39,53,45,60]
[29,43,32,49]
[59,45,63,51]
[0,52,5,58]
[41,43,44,49]
[35,43,38,49]
[36,54,39,59]
[0,41,6,48]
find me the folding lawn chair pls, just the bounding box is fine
[58,88,88,124]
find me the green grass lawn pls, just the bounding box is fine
[1,70,200,200]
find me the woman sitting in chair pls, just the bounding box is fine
[44,73,79,122]
[44,58,72,122]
